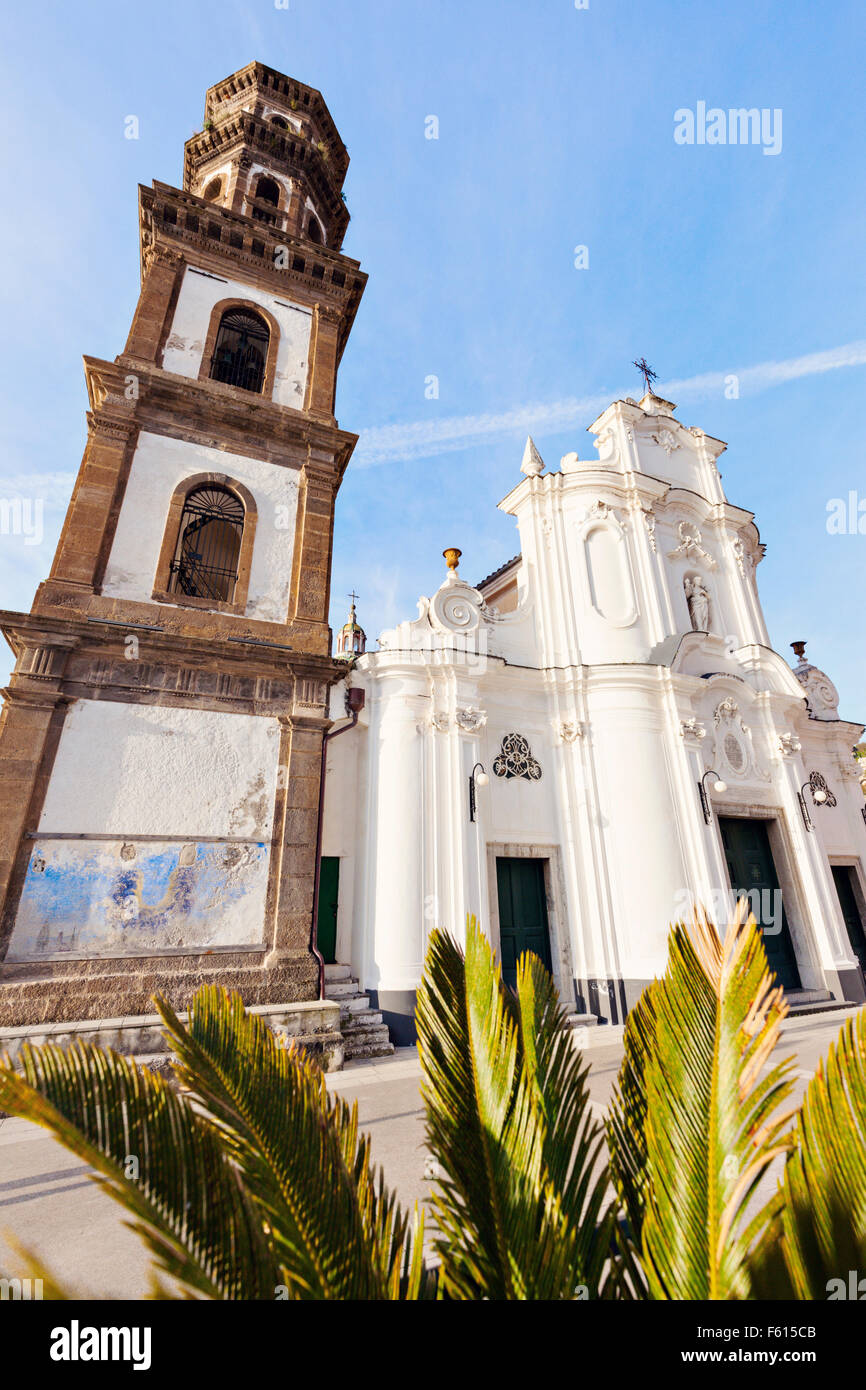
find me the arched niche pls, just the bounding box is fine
[579,510,638,627]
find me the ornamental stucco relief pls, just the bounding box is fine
[668,520,717,569]
[455,707,487,732]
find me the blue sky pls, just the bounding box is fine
[0,0,863,713]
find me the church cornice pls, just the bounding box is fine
[587,396,727,461]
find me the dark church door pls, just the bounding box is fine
[495,857,552,988]
[719,818,800,991]
[317,857,339,965]
[831,865,866,980]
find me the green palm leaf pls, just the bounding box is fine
[154,986,431,1300]
[416,916,610,1299]
[750,1005,866,1298]
[509,948,621,1296]
[606,979,658,1296]
[0,1040,278,1299]
[608,905,796,1300]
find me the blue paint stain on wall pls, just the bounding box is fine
[9,839,270,960]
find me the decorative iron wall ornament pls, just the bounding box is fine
[493,733,542,781]
[797,771,837,832]
[808,770,837,807]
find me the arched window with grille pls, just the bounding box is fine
[166,485,245,604]
[209,308,269,393]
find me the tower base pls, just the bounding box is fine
[0,995,344,1073]
[0,948,319,1029]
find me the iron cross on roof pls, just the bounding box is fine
[348,590,359,608]
[632,357,658,395]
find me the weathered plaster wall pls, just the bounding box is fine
[101,431,298,622]
[6,702,280,961]
[161,266,312,408]
[11,840,269,961]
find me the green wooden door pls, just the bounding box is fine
[496,857,552,989]
[719,818,800,991]
[317,856,339,965]
[831,865,866,978]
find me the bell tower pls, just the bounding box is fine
[0,63,366,1029]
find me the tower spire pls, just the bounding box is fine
[336,591,366,660]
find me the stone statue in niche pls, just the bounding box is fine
[684,575,711,632]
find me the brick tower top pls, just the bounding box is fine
[183,61,350,251]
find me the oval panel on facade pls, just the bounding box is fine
[583,524,636,625]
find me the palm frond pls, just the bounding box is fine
[416,916,608,1299]
[511,949,618,1296]
[750,1005,866,1298]
[0,1041,278,1299]
[606,979,659,1296]
[155,986,430,1300]
[616,904,796,1299]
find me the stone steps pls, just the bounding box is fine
[324,964,352,983]
[323,966,394,1061]
[782,987,856,1019]
[0,999,345,1072]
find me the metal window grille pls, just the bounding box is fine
[168,486,244,604]
[209,309,269,393]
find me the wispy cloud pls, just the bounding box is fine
[353,340,866,468]
[0,472,75,503]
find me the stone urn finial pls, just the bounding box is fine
[790,640,807,662]
[443,547,462,573]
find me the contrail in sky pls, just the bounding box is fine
[352,339,866,468]
[5,341,866,491]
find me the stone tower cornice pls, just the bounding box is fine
[84,357,358,473]
[138,183,366,364]
[184,112,350,246]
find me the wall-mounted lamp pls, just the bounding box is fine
[798,771,835,832]
[469,762,489,822]
[698,769,728,824]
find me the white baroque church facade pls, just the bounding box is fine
[323,389,866,1042]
